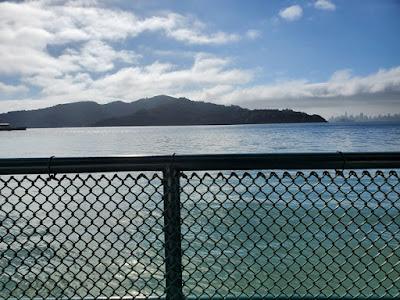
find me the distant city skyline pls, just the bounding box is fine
[0,0,399,117]
[330,112,400,122]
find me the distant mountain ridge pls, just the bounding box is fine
[0,95,326,128]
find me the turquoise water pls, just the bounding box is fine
[180,171,400,298]
[0,122,399,157]
[0,123,399,298]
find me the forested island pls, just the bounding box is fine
[0,95,326,128]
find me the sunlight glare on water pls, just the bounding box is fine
[0,123,399,158]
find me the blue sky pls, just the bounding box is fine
[0,0,399,117]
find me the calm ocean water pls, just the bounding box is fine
[0,122,400,157]
[1,123,399,298]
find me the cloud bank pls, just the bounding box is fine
[217,67,400,108]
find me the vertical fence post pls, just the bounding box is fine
[163,166,184,300]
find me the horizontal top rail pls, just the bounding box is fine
[0,152,400,175]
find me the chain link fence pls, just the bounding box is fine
[0,154,399,299]
[181,170,400,298]
[0,172,165,299]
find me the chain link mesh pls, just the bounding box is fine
[0,172,165,299]
[0,168,399,299]
[181,170,400,298]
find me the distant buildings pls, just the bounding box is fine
[330,113,400,123]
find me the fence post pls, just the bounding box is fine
[163,166,184,300]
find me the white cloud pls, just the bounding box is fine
[245,29,261,40]
[0,1,240,77]
[156,13,241,44]
[279,5,303,22]
[77,53,252,99]
[59,40,139,73]
[314,0,336,11]
[0,0,245,111]
[0,82,28,95]
[217,67,400,113]
[0,53,253,112]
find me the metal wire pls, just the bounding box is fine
[0,172,165,299]
[180,170,400,298]
[0,154,399,299]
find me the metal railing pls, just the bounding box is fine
[0,152,399,299]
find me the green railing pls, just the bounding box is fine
[0,152,399,299]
